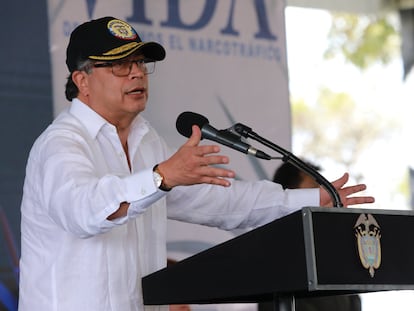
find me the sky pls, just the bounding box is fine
[285,6,414,310]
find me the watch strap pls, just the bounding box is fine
[153,164,172,191]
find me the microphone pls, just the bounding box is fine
[176,112,271,160]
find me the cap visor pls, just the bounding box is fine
[139,42,166,61]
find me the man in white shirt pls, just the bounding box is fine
[18,16,374,311]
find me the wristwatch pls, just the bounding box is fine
[152,164,172,191]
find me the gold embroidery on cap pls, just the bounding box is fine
[89,42,145,61]
[103,42,141,56]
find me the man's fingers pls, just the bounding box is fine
[196,154,230,167]
[344,196,375,206]
[192,145,222,157]
[341,184,367,196]
[185,125,202,147]
[332,172,349,188]
[196,165,235,179]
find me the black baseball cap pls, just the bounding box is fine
[66,16,166,72]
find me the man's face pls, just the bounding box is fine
[82,54,150,124]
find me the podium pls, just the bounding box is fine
[142,207,414,310]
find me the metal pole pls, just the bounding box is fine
[274,295,295,311]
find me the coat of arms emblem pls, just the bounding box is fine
[354,213,381,277]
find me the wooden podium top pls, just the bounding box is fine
[142,207,414,305]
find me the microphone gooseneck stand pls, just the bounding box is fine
[233,123,344,208]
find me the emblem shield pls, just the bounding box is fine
[354,213,381,277]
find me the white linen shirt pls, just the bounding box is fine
[18,99,318,311]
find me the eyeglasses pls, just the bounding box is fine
[93,59,155,76]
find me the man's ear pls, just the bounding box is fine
[72,70,89,97]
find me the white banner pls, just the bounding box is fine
[47,0,291,289]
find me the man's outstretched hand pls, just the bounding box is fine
[320,173,375,207]
[157,125,235,189]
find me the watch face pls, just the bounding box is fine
[153,171,162,188]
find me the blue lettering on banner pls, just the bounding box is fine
[128,0,281,62]
[187,37,281,62]
[128,0,277,41]
[127,0,152,25]
[64,0,281,62]
[138,31,166,46]
[251,0,277,40]
[86,0,97,19]
[139,32,281,63]
[168,33,185,51]
[60,29,280,63]
[160,0,216,30]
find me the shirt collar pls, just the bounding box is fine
[69,98,149,140]
[70,98,107,139]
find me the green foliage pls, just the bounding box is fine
[324,13,401,69]
[291,88,399,182]
[289,9,406,203]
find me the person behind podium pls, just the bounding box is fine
[18,16,374,311]
[270,161,362,311]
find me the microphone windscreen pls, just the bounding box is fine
[176,111,209,138]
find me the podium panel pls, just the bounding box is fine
[305,208,414,291]
[142,207,414,305]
